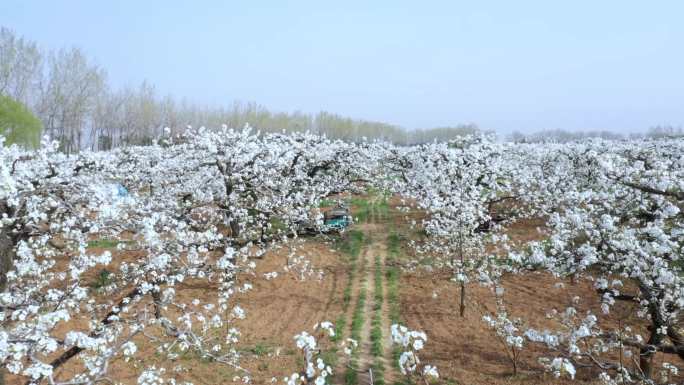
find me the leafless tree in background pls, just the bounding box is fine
[0,27,42,105]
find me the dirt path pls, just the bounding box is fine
[339,222,395,385]
[356,228,375,384]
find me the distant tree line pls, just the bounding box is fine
[509,126,683,143]
[0,26,484,151]
[643,125,684,139]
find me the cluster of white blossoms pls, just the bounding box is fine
[285,321,335,385]
[482,312,524,349]
[390,324,438,379]
[547,357,576,380]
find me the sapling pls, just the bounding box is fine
[390,324,439,384]
[284,322,336,385]
[482,287,525,376]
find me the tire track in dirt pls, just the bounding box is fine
[374,227,396,385]
[321,265,340,314]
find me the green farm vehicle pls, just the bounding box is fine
[296,204,353,235]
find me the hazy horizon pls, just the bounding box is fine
[2,0,683,135]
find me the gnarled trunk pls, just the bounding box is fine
[639,327,663,379]
[0,227,15,385]
[0,229,12,292]
[230,219,240,238]
[639,285,665,380]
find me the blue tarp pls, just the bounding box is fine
[116,184,128,197]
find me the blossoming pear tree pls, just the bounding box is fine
[384,136,528,316]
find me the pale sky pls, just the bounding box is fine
[2,0,683,134]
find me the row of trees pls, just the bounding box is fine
[509,126,684,143]
[1,125,683,384]
[1,26,485,151]
[0,127,380,384]
[387,135,684,383]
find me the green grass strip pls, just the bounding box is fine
[334,230,364,344]
[371,254,386,384]
[345,237,368,385]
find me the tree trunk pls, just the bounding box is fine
[458,227,466,317]
[0,229,13,293]
[230,219,240,238]
[0,227,15,385]
[639,331,660,379]
[152,290,162,319]
[512,350,517,376]
[639,287,665,380]
[459,281,466,317]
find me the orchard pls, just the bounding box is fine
[1,128,682,385]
